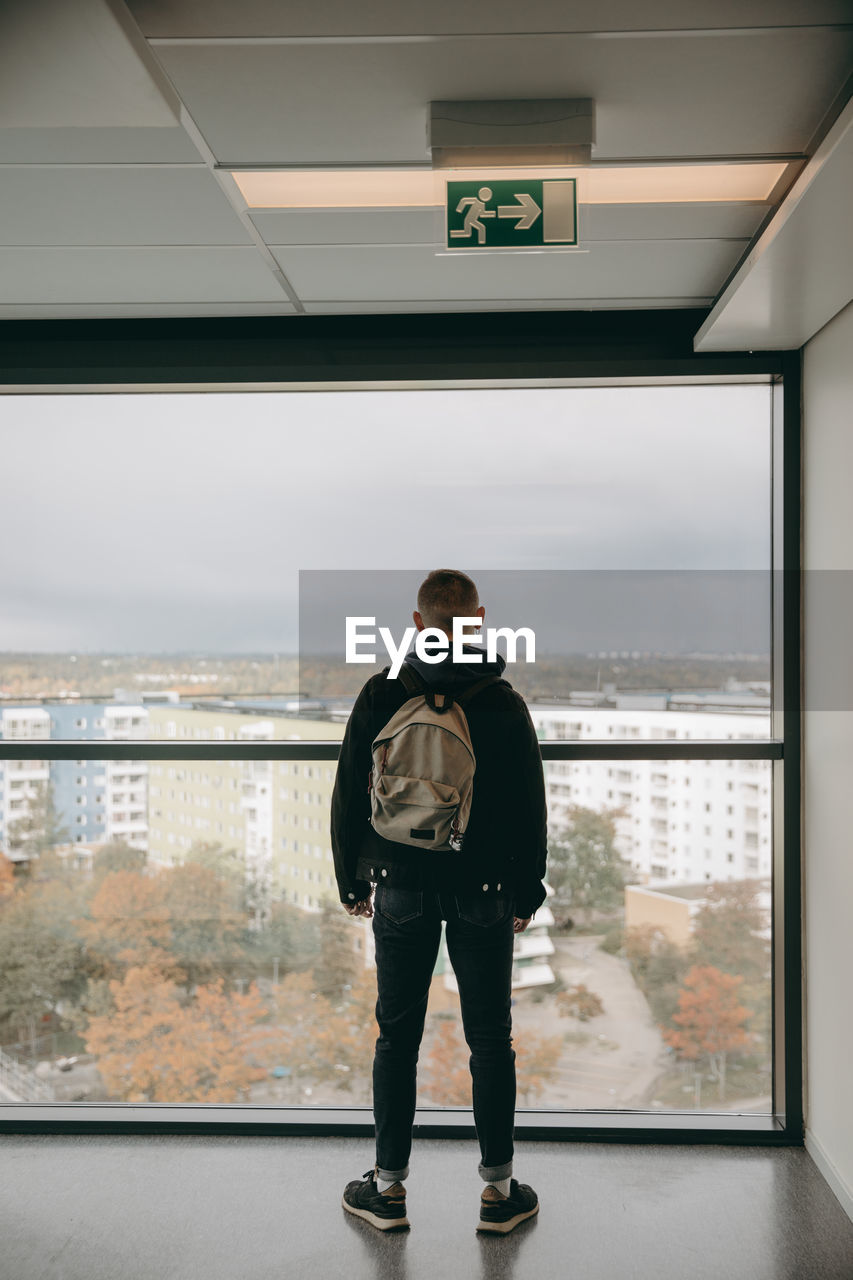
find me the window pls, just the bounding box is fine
[0,365,793,1142]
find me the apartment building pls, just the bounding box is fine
[529,692,772,887]
[0,701,148,855]
[146,700,345,917]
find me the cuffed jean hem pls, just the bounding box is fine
[376,1164,410,1183]
[479,1159,513,1182]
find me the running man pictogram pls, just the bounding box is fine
[449,186,496,245]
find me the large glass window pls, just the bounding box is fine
[0,380,786,1126]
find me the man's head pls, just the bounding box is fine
[413,569,485,640]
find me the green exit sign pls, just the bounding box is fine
[446,178,577,249]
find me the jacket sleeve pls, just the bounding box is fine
[331,677,376,905]
[508,693,549,920]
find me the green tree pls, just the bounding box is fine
[161,862,246,990]
[312,900,358,1001]
[624,923,692,1028]
[6,780,71,875]
[91,840,147,884]
[691,879,769,984]
[547,804,633,928]
[0,880,89,1053]
[182,840,244,904]
[241,898,321,984]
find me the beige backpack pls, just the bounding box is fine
[368,663,500,853]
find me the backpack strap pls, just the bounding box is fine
[397,661,500,710]
[396,662,424,696]
[454,673,501,705]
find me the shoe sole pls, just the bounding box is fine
[476,1203,539,1234]
[341,1196,410,1231]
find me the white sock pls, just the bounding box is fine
[485,1176,512,1197]
[377,1175,400,1193]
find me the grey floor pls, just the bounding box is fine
[3,1135,852,1280]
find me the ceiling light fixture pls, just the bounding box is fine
[231,162,791,209]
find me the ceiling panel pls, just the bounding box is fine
[1,0,177,128]
[0,167,251,246]
[270,239,747,303]
[250,202,767,247]
[0,248,289,304]
[152,31,853,165]
[249,208,443,247]
[128,0,853,38]
[0,126,201,165]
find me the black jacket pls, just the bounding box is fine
[330,645,548,918]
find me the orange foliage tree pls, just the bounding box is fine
[0,854,15,900]
[662,964,752,1101]
[420,1019,472,1105]
[82,871,171,973]
[85,964,268,1102]
[556,983,605,1022]
[421,1015,563,1106]
[258,968,378,1100]
[82,865,245,987]
[513,1031,563,1103]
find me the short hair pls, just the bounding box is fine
[417,569,479,633]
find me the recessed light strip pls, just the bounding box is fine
[232,163,789,209]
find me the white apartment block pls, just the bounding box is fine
[528,694,772,887]
[0,708,51,860]
[103,705,149,851]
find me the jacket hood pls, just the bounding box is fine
[402,643,506,690]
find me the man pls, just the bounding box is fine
[331,569,547,1234]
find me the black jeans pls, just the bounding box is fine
[371,880,516,1184]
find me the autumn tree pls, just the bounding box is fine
[259,968,378,1100]
[691,878,771,1050]
[547,804,633,928]
[662,964,752,1101]
[556,984,605,1022]
[0,853,15,900]
[82,870,172,976]
[420,1019,472,1105]
[420,1014,562,1106]
[85,964,268,1102]
[514,1031,563,1104]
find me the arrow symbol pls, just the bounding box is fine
[497,192,541,231]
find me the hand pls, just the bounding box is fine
[513,916,532,933]
[344,897,374,918]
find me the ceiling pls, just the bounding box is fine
[1,0,851,346]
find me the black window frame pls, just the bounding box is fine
[0,311,801,1145]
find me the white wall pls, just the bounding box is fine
[802,298,853,1220]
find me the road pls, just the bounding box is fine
[512,933,670,1109]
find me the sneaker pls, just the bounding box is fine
[477,1179,539,1234]
[342,1167,410,1231]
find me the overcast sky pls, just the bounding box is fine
[1,385,771,653]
